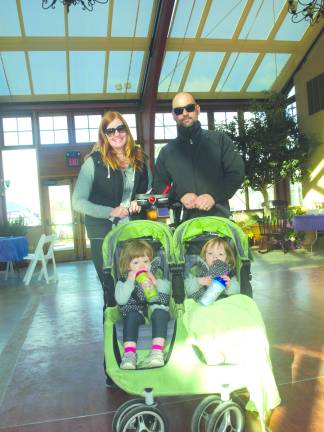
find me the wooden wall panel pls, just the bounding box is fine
[38,145,91,178]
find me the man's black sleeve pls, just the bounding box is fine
[152,147,172,194]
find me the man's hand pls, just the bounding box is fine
[195,194,215,211]
[180,193,198,209]
[110,205,129,219]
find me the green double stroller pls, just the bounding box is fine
[102,217,279,432]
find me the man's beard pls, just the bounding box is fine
[178,117,196,128]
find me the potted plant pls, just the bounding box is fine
[0,216,27,237]
[220,92,312,210]
[231,211,262,245]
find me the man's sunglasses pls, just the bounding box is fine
[104,124,127,136]
[173,103,196,116]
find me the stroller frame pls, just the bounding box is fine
[102,218,275,432]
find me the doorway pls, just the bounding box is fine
[42,178,90,261]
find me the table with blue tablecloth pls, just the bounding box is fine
[0,236,29,279]
[293,215,324,251]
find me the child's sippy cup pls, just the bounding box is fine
[135,270,159,302]
[199,276,227,306]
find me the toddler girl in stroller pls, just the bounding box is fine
[185,236,240,304]
[115,239,171,369]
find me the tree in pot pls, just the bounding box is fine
[219,92,311,211]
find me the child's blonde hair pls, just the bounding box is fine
[119,239,154,274]
[200,237,236,268]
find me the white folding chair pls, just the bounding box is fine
[23,234,58,286]
[5,261,14,280]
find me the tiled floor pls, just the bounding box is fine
[0,248,323,432]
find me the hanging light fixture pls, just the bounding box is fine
[42,0,108,13]
[287,1,324,25]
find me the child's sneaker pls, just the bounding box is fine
[120,351,136,370]
[147,350,164,368]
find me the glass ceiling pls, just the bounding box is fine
[0,0,321,103]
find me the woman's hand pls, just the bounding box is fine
[198,276,212,286]
[128,200,141,214]
[110,205,129,219]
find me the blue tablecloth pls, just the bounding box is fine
[0,236,28,262]
[293,215,324,231]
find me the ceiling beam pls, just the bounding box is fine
[139,0,175,166]
[166,38,304,54]
[0,37,150,51]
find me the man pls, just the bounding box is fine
[152,92,244,219]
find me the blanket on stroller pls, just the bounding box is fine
[183,294,281,430]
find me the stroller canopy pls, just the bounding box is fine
[173,216,250,264]
[102,220,175,277]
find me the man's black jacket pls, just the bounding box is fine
[152,121,244,218]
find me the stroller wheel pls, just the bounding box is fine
[118,405,168,432]
[191,395,222,431]
[206,400,245,432]
[112,399,146,432]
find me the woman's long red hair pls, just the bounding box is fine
[86,111,146,170]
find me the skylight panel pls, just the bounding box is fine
[169,0,205,37]
[21,0,65,36]
[29,51,67,94]
[201,0,246,39]
[247,53,290,91]
[0,63,10,96]
[239,0,286,40]
[107,51,144,93]
[0,52,30,95]
[70,52,105,93]
[0,1,21,36]
[111,0,154,37]
[216,53,258,92]
[275,14,309,41]
[68,4,108,36]
[184,52,225,92]
[158,51,189,93]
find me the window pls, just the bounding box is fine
[154,143,167,161]
[290,182,303,207]
[229,189,246,212]
[287,86,295,98]
[243,111,255,122]
[122,114,137,141]
[39,115,69,145]
[74,114,101,143]
[155,113,177,140]
[214,111,237,126]
[248,187,274,210]
[2,117,33,146]
[2,149,41,226]
[286,101,297,122]
[307,72,324,115]
[199,112,208,129]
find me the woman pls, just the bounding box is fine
[72,111,150,305]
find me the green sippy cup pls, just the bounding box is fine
[135,270,159,302]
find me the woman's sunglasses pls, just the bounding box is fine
[173,103,196,116]
[104,124,127,136]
